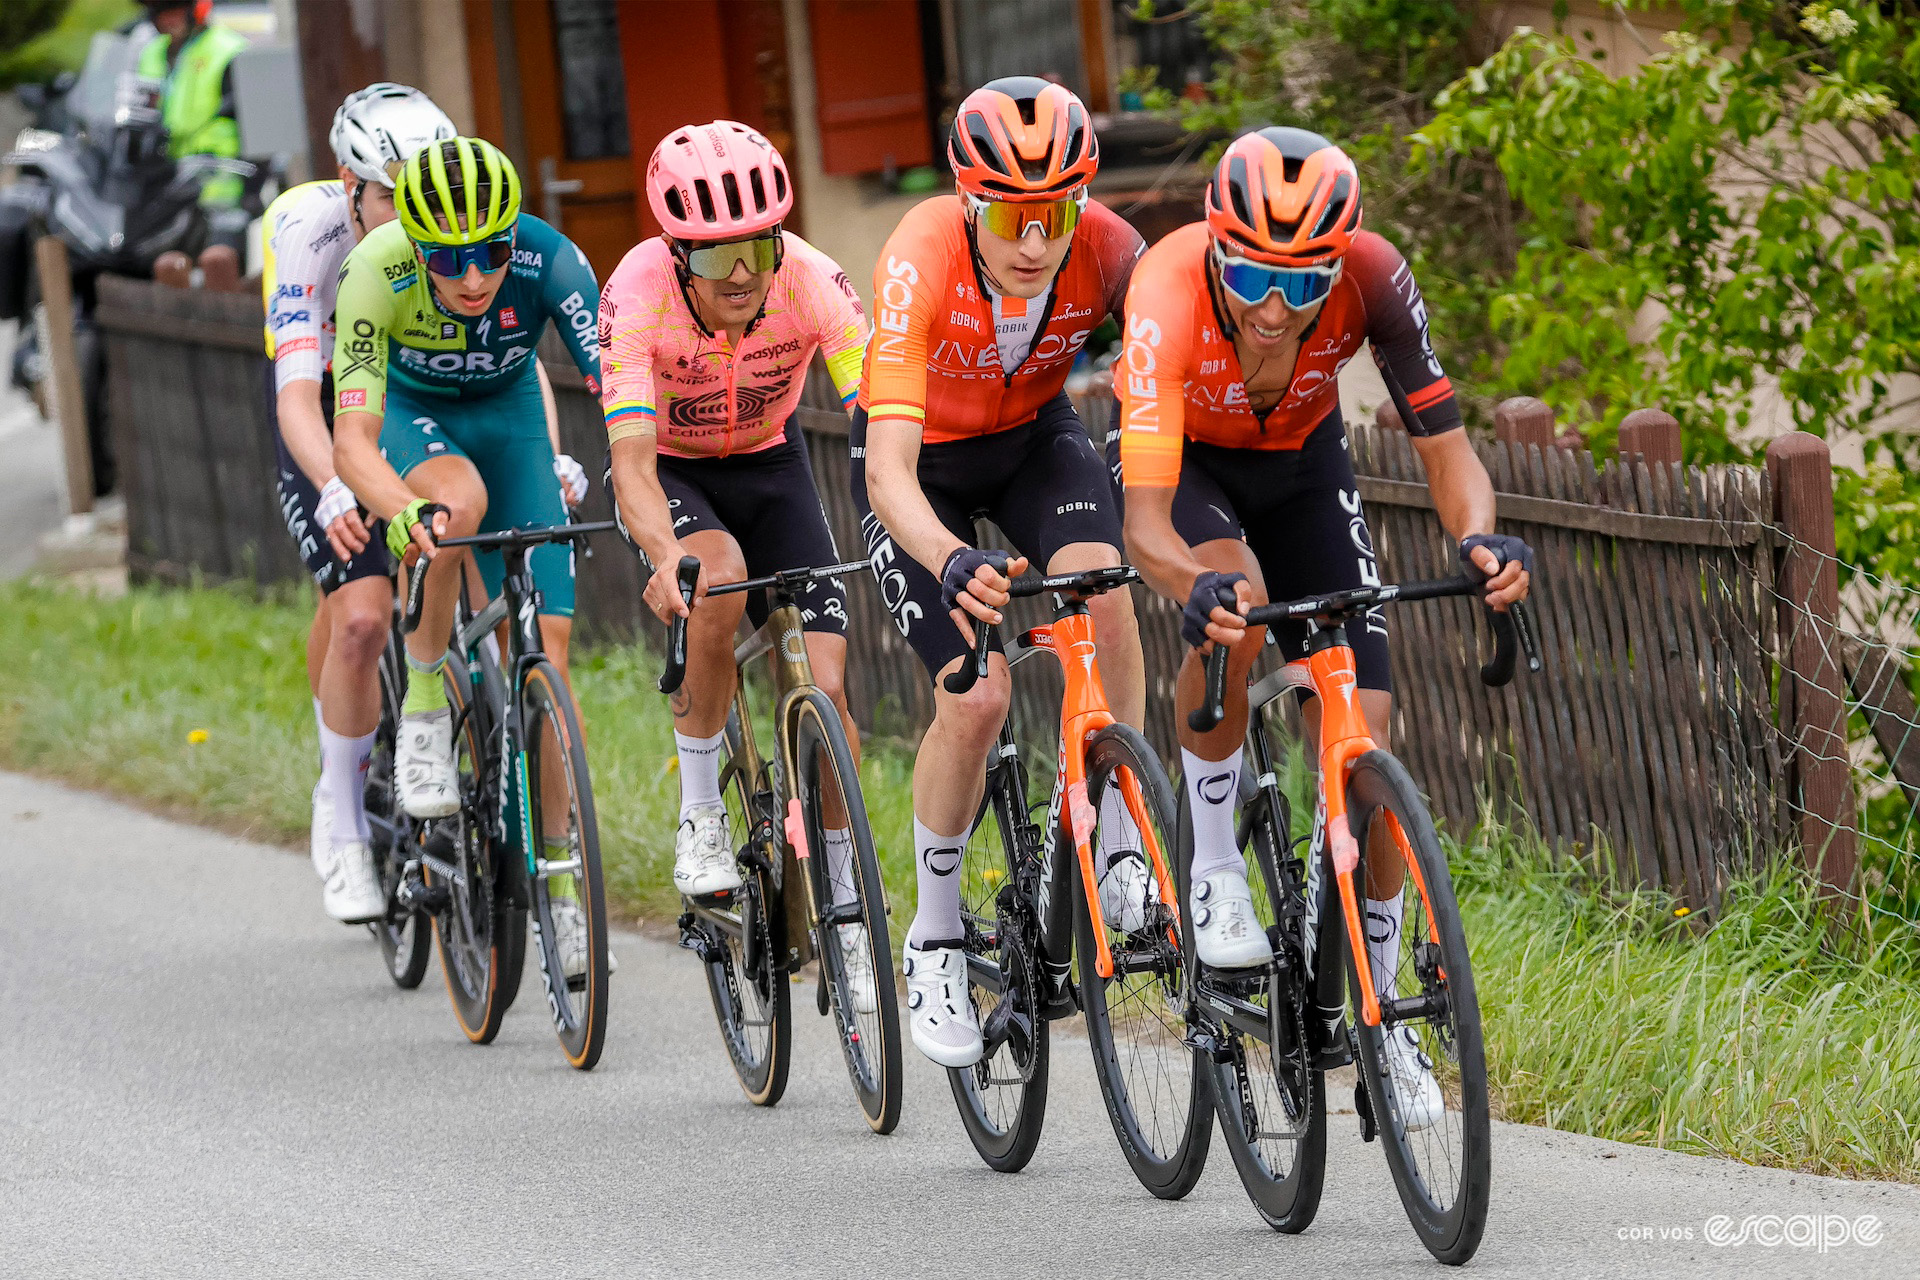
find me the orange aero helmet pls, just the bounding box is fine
[948,76,1099,199]
[1205,127,1362,265]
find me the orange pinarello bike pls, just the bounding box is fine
[1188,574,1539,1263]
[945,565,1212,1198]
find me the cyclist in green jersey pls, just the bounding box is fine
[330,137,604,972]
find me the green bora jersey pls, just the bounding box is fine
[332,215,602,414]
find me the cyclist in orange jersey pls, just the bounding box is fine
[1115,127,1532,1117]
[852,77,1148,1068]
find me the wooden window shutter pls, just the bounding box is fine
[808,0,931,175]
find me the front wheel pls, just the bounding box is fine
[368,631,430,989]
[523,659,610,1071]
[695,711,792,1106]
[1347,749,1490,1266]
[1077,724,1212,1200]
[430,653,526,1044]
[793,692,901,1134]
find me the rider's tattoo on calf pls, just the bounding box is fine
[671,687,692,719]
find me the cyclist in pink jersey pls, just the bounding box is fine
[601,122,875,1003]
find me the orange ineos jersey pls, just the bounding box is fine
[1118,224,1461,488]
[862,195,1143,441]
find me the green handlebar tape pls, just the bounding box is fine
[387,497,432,560]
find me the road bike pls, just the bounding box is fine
[396,520,618,1070]
[1187,575,1539,1264]
[944,564,1209,1196]
[658,556,903,1133]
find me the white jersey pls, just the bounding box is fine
[260,180,355,393]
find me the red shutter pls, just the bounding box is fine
[808,1,931,175]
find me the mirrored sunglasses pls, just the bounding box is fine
[415,233,515,278]
[681,234,783,281]
[1212,243,1342,309]
[968,192,1086,241]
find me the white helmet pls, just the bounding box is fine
[329,83,457,189]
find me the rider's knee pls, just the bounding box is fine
[814,657,848,710]
[1088,581,1138,635]
[332,597,388,662]
[936,677,1010,746]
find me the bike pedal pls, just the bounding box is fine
[1355,1078,1378,1143]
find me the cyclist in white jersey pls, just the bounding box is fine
[268,88,595,923]
[262,85,462,923]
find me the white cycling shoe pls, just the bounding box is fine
[1098,852,1154,933]
[396,708,459,819]
[902,944,981,1067]
[309,779,333,880]
[321,841,385,923]
[674,804,741,896]
[1191,868,1273,969]
[1383,1024,1445,1131]
[835,922,878,1015]
[547,897,590,980]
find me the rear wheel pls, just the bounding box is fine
[1347,749,1490,1266]
[430,654,526,1044]
[523,660,609,1071]
[695,712,792,1105]
[794,693,901,1133]
[1209,757,1325,1230]
[1077,724,1211,1199]
[949,753,1049,1172]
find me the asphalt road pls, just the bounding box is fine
[3,771,1915,1279]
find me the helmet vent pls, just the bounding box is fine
[1064,104,1087,170]
[1227,156,1254,226]
[664,188,686,220]
[1015,95,1038,127]
[748,168,767,214]
[720,170,744,221]
[1311,173,1352,239]
[693,178,717,224]
[1282,154,1304,184]
[965,113,1011,177]
[774,166,789,203]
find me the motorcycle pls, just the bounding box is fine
[0,28,256,496]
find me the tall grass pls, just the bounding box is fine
[2,577,1914,1182]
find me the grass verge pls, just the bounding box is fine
[2,577,1913,1182]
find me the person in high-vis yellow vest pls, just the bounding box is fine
[137,0,249,209]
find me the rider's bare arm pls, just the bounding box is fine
[331,409,417,524]
[606,431,702,620]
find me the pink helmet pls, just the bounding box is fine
[645,120,793,240]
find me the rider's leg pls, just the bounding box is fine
[802,631,861,905]
[910,653,1010,946]
[317,574,391,847]
[306,588,328,705]
[397,454,486,687]
[1175,538,1270,880]
[672,528,748,807]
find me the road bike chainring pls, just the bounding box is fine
[979,888,1042,1088]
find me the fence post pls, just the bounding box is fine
[1494,396,1555,449]
[1619,408,1682,466]
[34,237,93,515]
[1765,432,1858,896]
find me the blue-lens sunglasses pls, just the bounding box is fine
[414,232,515,278]
[1211,242,1342,309]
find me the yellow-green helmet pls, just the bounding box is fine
[396,136,522,245]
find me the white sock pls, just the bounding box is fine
[320,722,375,847]
[312,697,325,765]
[1183,746,1243,884]
[1366,893,1404,999]
[822,826,857,907]
[675,729,726,821]
[905,816,966,949]
[1096,780,1141,879]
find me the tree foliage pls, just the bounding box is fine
[1134,0,1521,415]
[0,0,137,92]
[1418,1,1920,469]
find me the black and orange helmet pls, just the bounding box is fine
[1205,127,1362,266]
[948,77,1099,200]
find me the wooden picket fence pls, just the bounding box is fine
[98,276,1862,913]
